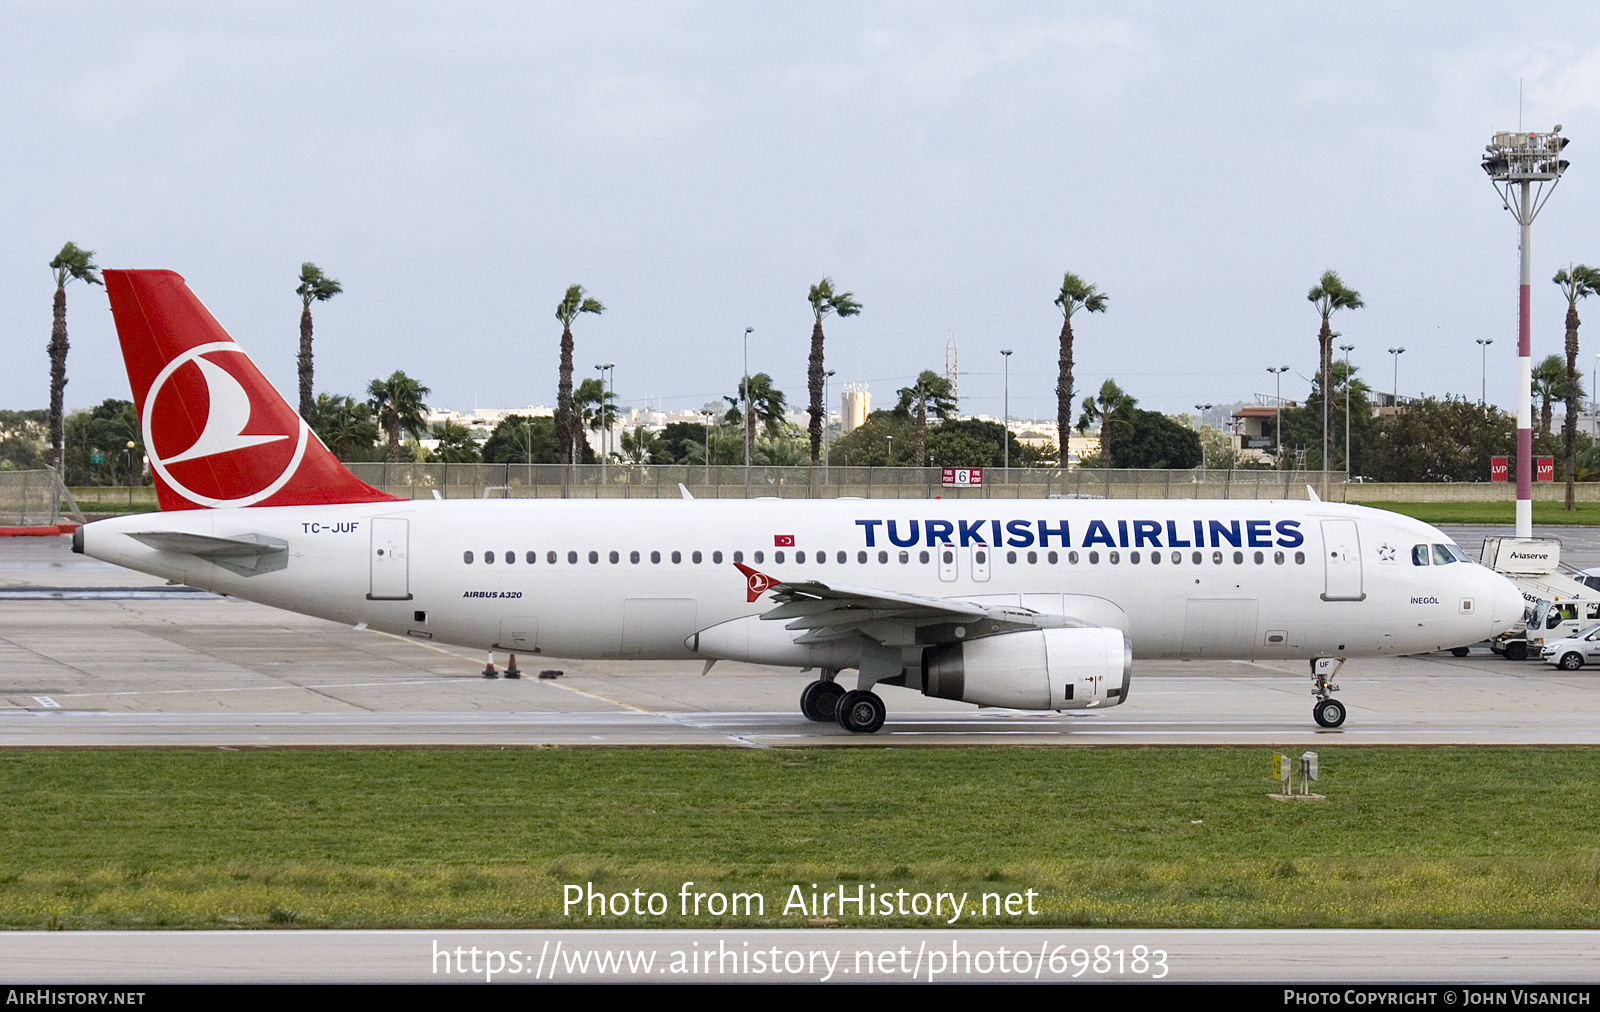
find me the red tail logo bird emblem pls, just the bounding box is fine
[734,562,777,603]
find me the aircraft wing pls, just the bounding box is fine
[757,578,1076,647]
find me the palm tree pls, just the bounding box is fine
[1532,354,1566,435]
[1555,264,1600,510]
[1053,273,1108,461]
[574,377,617,457]
[724,372,788,448]
[47,242,101,471]
[295,263,343,421]
[1078,378,1137,459]
[806,278,861,462]
[554,285,604,465]
[618,425,664,465]
[896,370,958,466]
[367,371,430,463]
[1307,270,1364,495]
[311,393,379,460]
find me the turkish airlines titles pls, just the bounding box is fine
[853,518,1307,551]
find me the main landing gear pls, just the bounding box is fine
[1310,658,1346,728]
[800,669,887,733]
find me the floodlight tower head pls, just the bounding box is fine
[1484,126,1571,224]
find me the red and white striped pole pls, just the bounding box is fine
[1517,177,1533,538]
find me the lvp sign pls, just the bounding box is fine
[1490,457,1554,481]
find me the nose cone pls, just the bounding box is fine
[1489,571,1526,636]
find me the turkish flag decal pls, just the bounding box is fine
[774,534,795,547]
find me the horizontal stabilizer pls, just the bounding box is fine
[127,531,288,576]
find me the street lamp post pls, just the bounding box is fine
[1000,349,1013,477]
[1267,365,1290,465]
[823,369,835,485]
[1339,343,1355,478]
[594,362,615,482]
[1484,124,1570,537]
[1195,404,1213,470]
[701,410,714,482]
[742,327,753,497]
[1388,347,1405,406]
[1475,339,1493,406]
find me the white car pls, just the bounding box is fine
[1541,623,1600,670]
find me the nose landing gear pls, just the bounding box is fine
[1311,658,1347,728]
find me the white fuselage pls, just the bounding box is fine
[80,498,1522,666]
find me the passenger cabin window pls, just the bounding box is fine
[463,551,474,564]
[485,551,495,564]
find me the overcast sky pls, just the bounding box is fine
[6,2,1600,427]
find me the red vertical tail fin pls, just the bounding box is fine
[104,269,403,510]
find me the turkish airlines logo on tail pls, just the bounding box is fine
[143,342,309,507]
[735,562,778,603]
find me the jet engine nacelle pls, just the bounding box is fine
[921,627,1132,710]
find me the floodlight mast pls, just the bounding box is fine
[1484,125,1571,537]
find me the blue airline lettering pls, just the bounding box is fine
[1132,520,1162,548]
[1209,519,1242,548]
[1083,520,1116,548]
[1005,519,1035,547]
[851,515,1312,550]
[887,520,920,547]
[1275,519,1304,548]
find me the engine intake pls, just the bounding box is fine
[921,627,1132,710]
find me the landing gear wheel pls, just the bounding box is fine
[1506,641,1529,661]
[800,680,846,722]
[1559,652,1585,671]
[835,690,886,734]
[1450,647,1471,657]
[1313,698,1346,728]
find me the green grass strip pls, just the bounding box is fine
[3,747,1599,930]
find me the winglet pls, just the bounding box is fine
[1306,485,1321,503]
[679,483,694,500]
[734,562,778,603]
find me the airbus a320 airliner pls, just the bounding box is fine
[76,270,1524,733]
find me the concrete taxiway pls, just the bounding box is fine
[5,529,1600,748]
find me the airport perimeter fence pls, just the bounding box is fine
[0,469,85,526]
[27,465,1600,519]
[341,462,1362,501]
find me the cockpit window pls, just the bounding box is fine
[1432,544,1455,565]
[1412,545,1431,566]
